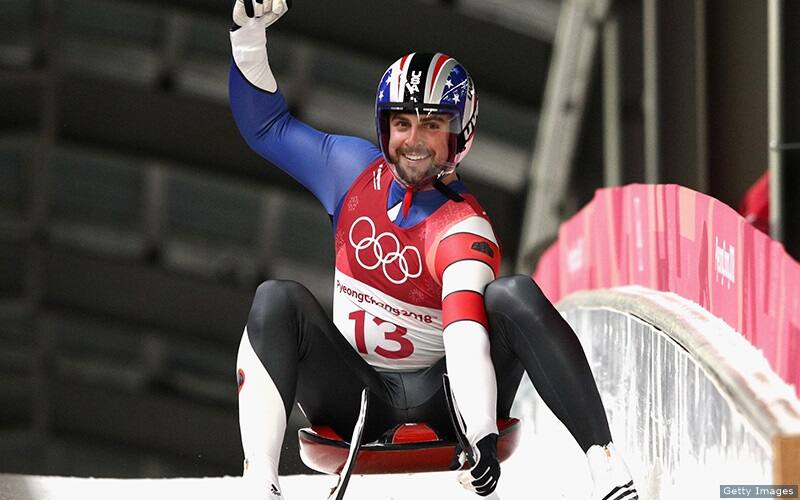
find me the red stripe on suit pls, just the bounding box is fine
[434,232,501,282]
[442,290,488,330]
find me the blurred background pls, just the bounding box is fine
[0,0,796,480]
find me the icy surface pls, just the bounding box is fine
[0,400,596,500]
[0,428,591,500]
[561,304,774,498]
[2,292,789,500]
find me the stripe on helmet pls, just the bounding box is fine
[387,61,398,102]
[424,53,449,102]
[428,57,459,104]
[462,79,477,126]
[403,52,435,105]
[390,53,412,102]
[430,54,450,82]
[378,66,391,101]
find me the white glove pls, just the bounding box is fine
[230,0,291,92]
[232,0,289,30]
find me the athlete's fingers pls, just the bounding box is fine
[272,0,288,15]
[457,470,476,492]
[243,0,254,18]
[260,10,278,25]
[475,476,498,495]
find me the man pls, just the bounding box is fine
[229,1,639,499]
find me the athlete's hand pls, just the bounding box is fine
[230,0,289,92]
[457,433,501,497]
[232,0,290,30]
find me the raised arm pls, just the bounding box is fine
[229,0,381,215]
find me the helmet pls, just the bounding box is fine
[375,52,478,188]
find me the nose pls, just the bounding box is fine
[404,124,424,147]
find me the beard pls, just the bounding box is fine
[389,146,442,186]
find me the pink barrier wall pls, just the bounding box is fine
[533,184,800,396]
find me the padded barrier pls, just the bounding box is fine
[533,184,800,397]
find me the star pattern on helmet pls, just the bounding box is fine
[441,80,467,106]
[445,79,453,88]
[379,90,384,100]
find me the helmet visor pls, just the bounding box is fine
[377,103,462,187]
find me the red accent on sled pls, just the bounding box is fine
[298,418,521,475]
[391,423,439,444]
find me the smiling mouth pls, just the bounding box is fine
[402,153,431,162]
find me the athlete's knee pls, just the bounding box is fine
[248,279,310,333]
[253,279,309,303]
[484,275,550,313]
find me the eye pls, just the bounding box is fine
[423,121,442,130]
[392,119,410,129]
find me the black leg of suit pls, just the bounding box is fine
[245,277,612,451]
[485,275,612,452]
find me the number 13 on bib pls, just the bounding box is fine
[333,273,445,371]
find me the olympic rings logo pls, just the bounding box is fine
[348,216,422,285]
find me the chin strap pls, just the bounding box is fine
[397,174,464,220]
[433,178,465,202]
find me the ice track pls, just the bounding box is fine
[0,426,596,500]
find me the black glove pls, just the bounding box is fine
[456,433,500,497]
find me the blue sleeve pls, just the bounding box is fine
[229,63,382,215]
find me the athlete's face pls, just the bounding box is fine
[387,112,452,186]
